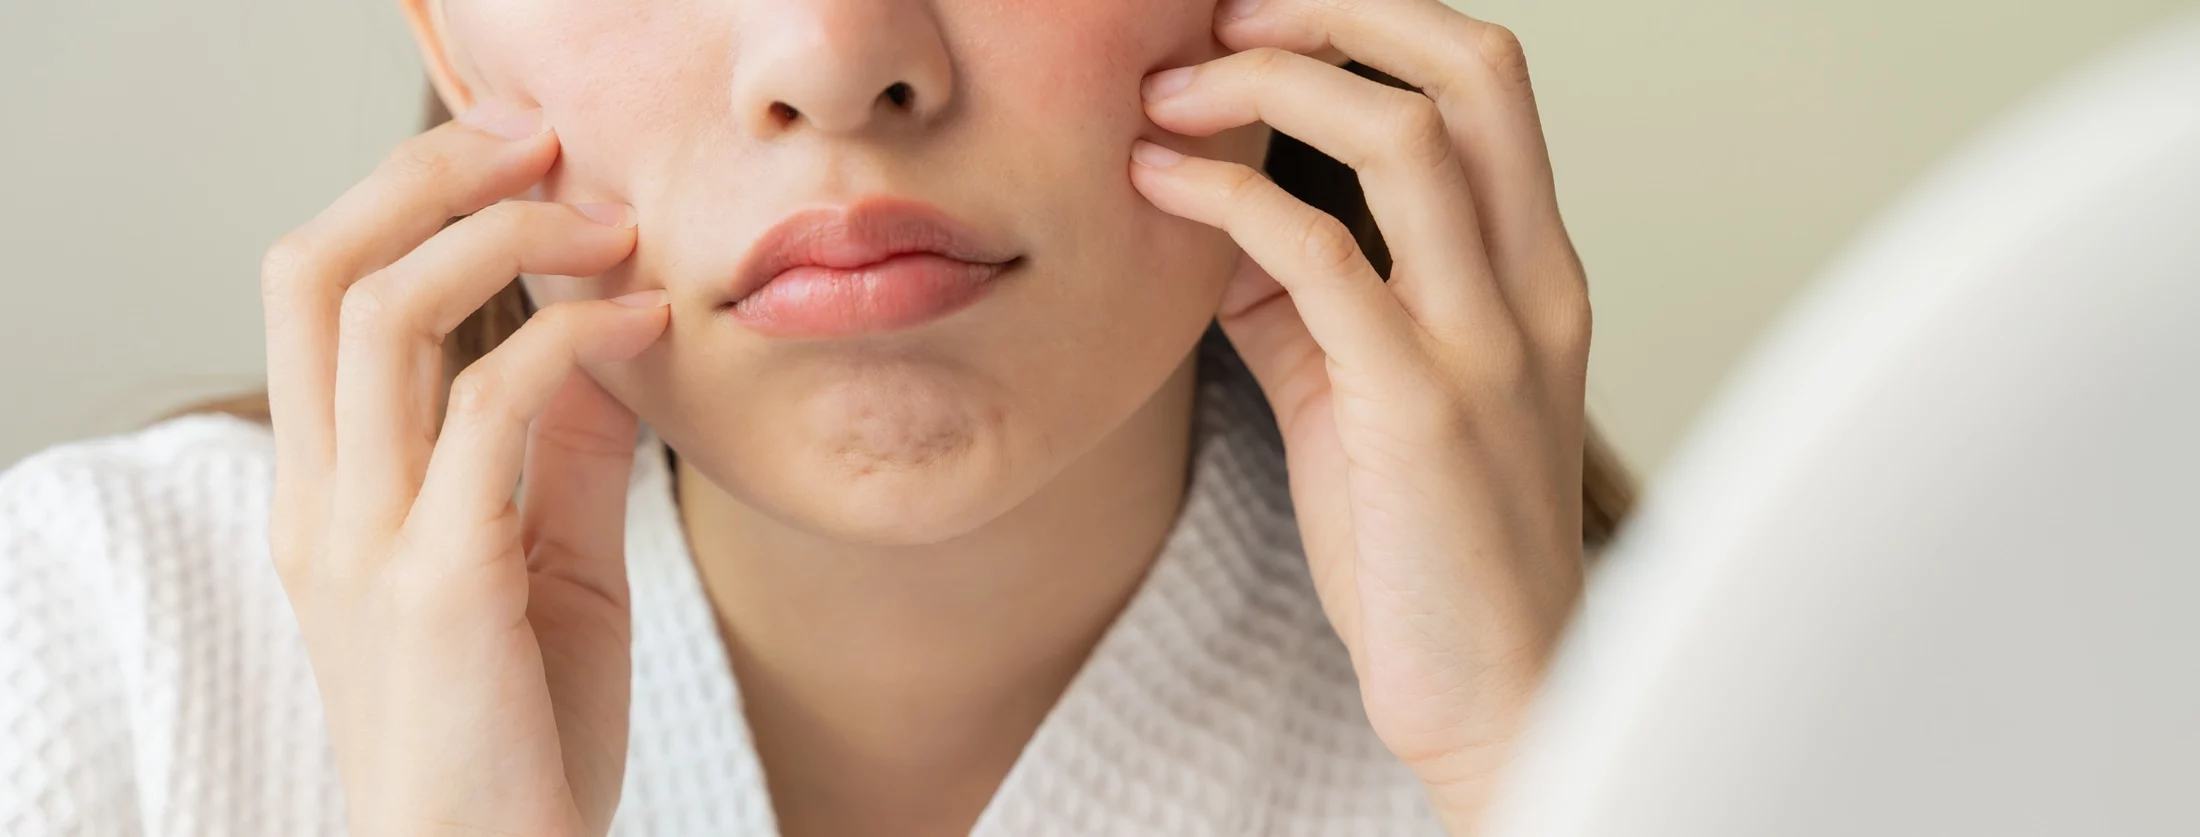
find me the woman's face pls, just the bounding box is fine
[422,0,1265,543]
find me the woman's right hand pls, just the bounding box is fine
[259,103,668,837]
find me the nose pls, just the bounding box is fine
[730,0,955,139]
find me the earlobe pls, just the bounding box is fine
[397,0,475,117]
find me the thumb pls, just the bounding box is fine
[519,368,641,609]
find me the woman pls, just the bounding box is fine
[0,0,1632,833]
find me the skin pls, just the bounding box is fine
[261,0,1591,834]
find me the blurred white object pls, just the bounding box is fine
[1485,10,2200,837]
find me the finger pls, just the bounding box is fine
[408,294,670,569]
[1219,0,1578,319]
[303,104,560,292]
[260,106,558,555]
[1143,47,1501,335]
[1212,255,1328,430]
[331,201,639,538]
[517,367,642,610]
[1129,141,1422,378]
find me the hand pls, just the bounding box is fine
[1132,0,1590,830]
[260,104,668,836]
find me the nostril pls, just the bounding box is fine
[882,82,915,110]
[754,83,921,134]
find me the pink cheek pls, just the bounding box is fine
[1034,0,1221,60]
[451,1,719,186]
[987,3,1227,148]
[1009,2,1220,84]
[533,82,670,199]
[516,54,720,205]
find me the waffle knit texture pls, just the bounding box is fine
[1,364,1441,835]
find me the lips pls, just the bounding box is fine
[723,198,1021,338]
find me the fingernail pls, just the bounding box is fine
[458,102,546,140]
[1131,141,1185,169]
[612,289,669,308]
[1218,0,1263,21]
[574,202,637,228]
[1142,67,1196,101]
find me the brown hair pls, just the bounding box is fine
[193,76,1635,547]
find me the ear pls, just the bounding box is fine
[398,0,475,117]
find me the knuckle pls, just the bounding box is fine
[454,201,540,251]
[465,199,534,232]
[335,277,423,348]
[1539,287,1595,357]
[1306,0,1372,30]
[525,300,586,343]
[267,529,314,588]
[1294,213,1364,275]
[1241,47,1297,83]
[1218,162,1272,205]
[259,232,322,296]
[444,364,514,426]
[1385,93,1455,169]
[1472,22,1534,90]
[379,135,457,187]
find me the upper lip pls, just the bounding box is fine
[726,198,1020,304]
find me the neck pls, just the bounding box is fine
[675,354,1201,836]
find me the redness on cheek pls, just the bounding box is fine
[1018,3,1219,79]
[451,1,732,206]
[987,0,1229,140]
[449,0,717,114]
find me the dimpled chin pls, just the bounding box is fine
[777,360,1027,544]
[816,376,975,479]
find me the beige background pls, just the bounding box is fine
[2,0,2192,471]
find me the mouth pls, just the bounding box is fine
[721,198,1023,339]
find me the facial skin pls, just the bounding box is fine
[412,0,1269,545]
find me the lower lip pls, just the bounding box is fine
[725,253,1011,338]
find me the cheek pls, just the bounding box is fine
[987,1,1222,140]
[980,0,1255,312]
[447,0,727,195]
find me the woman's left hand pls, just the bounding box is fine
[1132,0,1590,830]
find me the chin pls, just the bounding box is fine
[791,367,1030,545]
[776,457,1028,548]
[657,352,1048,547]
